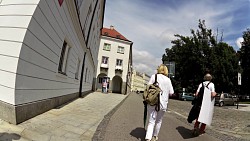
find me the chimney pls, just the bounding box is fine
[110,25,114,30]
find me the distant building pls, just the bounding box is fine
[0,0,105,124]
[131,69,150,92]
[143,73,151,89]
[95,26,133,94]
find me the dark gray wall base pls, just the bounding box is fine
[0,91,92,124]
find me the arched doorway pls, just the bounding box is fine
[112,75,123,93]
[96,73,107,91]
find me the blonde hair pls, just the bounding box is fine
[157,64,168,76]
[204,73,212,81]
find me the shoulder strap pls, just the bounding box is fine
[153,74,158,84]
[205,82,211,88]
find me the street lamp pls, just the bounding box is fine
[237,61,241,109]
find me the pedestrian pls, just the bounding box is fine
[145,64,174,141]
[193,73,216,136]
[102,80,107,93]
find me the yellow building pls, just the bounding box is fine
[131,69,150,93]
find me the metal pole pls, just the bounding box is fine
[237,61,241,109]
[237,85,240,109]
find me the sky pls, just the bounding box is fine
[103,0,250,76]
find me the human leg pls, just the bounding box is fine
[152,110,165,137]
[199,123,206,134]
[192,119,200,136]
[194,119,200,128]
[145,106,156,140]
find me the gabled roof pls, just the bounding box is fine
[101,26,131,42]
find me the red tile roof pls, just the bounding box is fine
[101,26,131,42]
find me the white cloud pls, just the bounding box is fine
[132,49,162,76]
[104,0,249,75]
[236,37,244,49]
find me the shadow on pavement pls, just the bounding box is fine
[130,127,146,141]
[0,133,21,140]
[176,126,195,139]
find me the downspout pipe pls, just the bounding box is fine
[78,0,100,97]
[79,52,86,97]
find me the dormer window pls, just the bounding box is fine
[116,35,120,38]
[104,32,108,36]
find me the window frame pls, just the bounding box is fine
[102,56,109,64]
[75,58,81,79]
[116,59,123,66]
[103,43,111,51]
[58,41,70,75]
[117,46,124,54]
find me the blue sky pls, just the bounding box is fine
[103,0,250,76]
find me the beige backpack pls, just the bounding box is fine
[143,74,161,110]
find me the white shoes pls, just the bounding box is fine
[145,136,158,141]
[151,136,158,141]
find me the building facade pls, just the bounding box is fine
[131,69,150,93]
[0,0,105,124]
[95,26,133,94]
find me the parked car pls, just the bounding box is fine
[215,93,238,107]
[169,93,179,99]
[179,92,195,101]
[239,95,250,101]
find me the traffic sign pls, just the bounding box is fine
[238,73,241,85]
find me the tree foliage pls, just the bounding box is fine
[240,28,250,95]
[162,20,239,94]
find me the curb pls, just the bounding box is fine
[92,93,130,141]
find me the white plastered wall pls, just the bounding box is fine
[0,0,39,104]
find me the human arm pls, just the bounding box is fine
[195,83,202,96]
[211,92,216,97]
[148,74,155,85]
[210,83,216,97]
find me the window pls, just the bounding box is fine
[117,46,124,54]
[84,68,88,82]
[102,56,109,64]
[103,43,111,51]
[116,59,123,66]
[58,41,70,75]
[75,58,81,79]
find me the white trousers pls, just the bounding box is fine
[145,105,165,140]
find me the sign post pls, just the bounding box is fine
[237,73,241,109]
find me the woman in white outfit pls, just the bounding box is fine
[145,64,174,141]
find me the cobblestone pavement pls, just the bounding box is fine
[168,99,250,141]
[94,93,221,141]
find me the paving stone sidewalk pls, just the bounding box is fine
[0,92,128,141]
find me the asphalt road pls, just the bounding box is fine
[96,93,222,141]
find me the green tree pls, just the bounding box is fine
[240,28,250,95]
[162,19,239,93]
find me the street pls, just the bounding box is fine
[168,98,250,141]
[94,92,234,141]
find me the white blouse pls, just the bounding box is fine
[148,73,174,111]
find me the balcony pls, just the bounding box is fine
[115,65,123,71]
[101,63,109,69]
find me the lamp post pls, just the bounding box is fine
[237,61,241,109]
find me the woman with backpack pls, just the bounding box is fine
[145,64,174,141]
